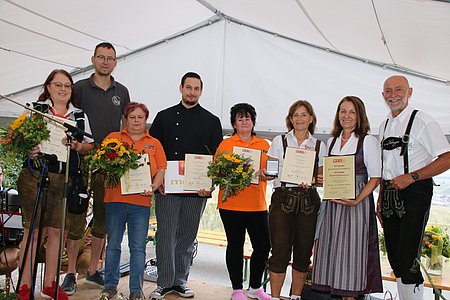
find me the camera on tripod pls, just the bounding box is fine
[0,188,24,246]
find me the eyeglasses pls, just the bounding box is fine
[50,82,72,90]
[95,55,116,62]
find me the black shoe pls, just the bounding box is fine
[86,270,104,287]
[150,286,173,299]
[61,273,77,295]
[172,285,194,298]
[129,292,144,300]
[100,287,117,299]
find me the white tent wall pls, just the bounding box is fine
[3,19,449,136]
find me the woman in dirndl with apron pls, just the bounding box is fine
[312,96,383,299]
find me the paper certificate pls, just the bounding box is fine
[233,146,261,184]
[39,115,76,162]
[121,154,152,195]
[164,161,191,194]
[183,154,213,191]
[280,147,316,185]
[323,155,355,200]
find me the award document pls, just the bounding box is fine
[39,115,76,162]
[323,155,355,200]
[164,161,191,194]
[233,146,261,184]
[280,147,316,185]
[121,154,152,195]
[183,154,213,191]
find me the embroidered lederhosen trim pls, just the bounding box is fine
[276,135,321,215]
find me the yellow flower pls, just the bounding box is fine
[102,138,122,150]
[236,165,243,173]
[97,150,105,156]
[10,113,27,130]
[432,235,440,240]
[429,244,433,249]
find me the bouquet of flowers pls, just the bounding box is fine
[84,137,142,188]
[0,112,50,187]
[207,152,254,202]
[422,225,450,271]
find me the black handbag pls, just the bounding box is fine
[68,170,89,214]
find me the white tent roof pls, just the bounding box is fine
[1,0,449,135]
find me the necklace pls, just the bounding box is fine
[341,136,350,142]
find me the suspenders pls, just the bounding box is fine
[280,134,321,187]
[381,110,418,175]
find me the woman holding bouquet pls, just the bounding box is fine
[100,102,167,300]
[17,69,94,300]
[267,100,326,300]
[215,103,271,300]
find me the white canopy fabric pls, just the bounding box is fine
[1,0,449,135]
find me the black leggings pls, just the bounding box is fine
[219,209,270,290]
[382,179,432,284]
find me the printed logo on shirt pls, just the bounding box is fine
[143,144,155,150]
[112,96,121,106]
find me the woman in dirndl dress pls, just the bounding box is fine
[312,96,383,299]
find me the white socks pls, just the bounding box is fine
[290,295,301,300]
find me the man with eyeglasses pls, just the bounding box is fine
[61,42,130,296]
[377,75,450,300]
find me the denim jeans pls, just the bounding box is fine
[105,202,150,293]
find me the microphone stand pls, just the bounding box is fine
[53,132,72,300]
[0,94,93,140]
[2,94,93,299]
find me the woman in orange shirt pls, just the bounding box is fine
[101,102,167,300]
[216,103,271,300]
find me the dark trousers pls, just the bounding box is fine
[219,209,270,290]
[268,187,320,273]
[382,179,432,284]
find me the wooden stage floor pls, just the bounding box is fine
[33,276,233,299]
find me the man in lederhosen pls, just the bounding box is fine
[377,75,450,300]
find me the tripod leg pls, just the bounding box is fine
[17,171,50,300]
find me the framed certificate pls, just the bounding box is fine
[280,147,316,185]
[164,161,191,194]
[39,115,76,162]
[323,155,355,200]
[121,154,152,195]
[183,154,213,191]
[233,146,261,184]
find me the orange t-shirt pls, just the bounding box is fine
[103,129,167,207]
[216,134,269,212]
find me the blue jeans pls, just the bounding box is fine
[105,202,150,293]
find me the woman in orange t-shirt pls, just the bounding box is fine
[102,102,166,299]
[216,103,271,300]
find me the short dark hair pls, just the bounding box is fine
[181,72,203,90]
[38,69,76,109]
[331,96,370,138]
[94,42,116,56]
[230,103,257,136]
[124,102,150,120]
[285,100,317,134]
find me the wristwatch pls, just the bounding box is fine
[410,172,420,181]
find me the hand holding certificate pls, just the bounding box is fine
[183,154,213,191]
[280,147,316,185]
[323,155,355,200]
[121,154,152,195]
[39,115,76,162]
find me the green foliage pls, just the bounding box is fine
[0,113,50,189]
[207,152,254,202]
[84,137,142,188]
